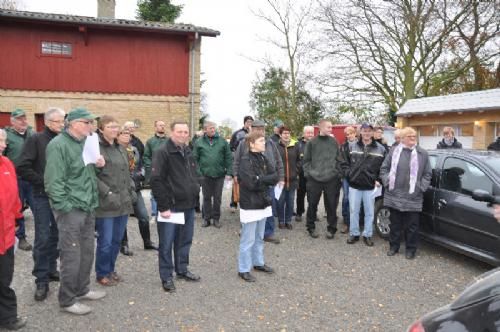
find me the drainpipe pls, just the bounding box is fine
[190,32,199,135]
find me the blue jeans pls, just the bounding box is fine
[150,195,158,217]
[277,188,296,225]
[157,208,195,281]
[238,217,266,272]
[348,187,375,237]
[32,195,59,285]
[16,178,34,239]
[342,179,350,225]
[95,215,128,279]
[264,187,276,238]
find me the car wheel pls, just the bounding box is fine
[374,199,390,239]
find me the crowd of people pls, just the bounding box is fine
[1,107,500,329]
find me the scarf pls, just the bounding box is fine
[388,144,419,194]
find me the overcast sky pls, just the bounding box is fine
[19,0,287,129]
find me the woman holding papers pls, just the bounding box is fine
[380,127,432,259]
[237,131,279,282]
[94,116,135,286]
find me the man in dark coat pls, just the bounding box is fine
[151,120,201,293]
[17,107,65,301]
[437,126,462,149]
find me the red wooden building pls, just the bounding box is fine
[0,8,219,138]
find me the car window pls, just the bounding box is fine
[440,157,493,195]
[429,155,437,169]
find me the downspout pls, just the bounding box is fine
[190,32,199,135]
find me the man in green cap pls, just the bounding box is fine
[44,107,106,315]
[3,109,34,251]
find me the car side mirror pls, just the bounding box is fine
[472,189,500,205]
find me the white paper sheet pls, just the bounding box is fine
[372,185,382,198]
[157,212,185,225]
[240,206,273,224]
[82,133,100,165]
[274,185,283,200]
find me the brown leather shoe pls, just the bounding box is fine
[278,224,286,229]
[340,224,349,234]
[96,277,117,287]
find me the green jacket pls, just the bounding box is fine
[303,135,343,183]
[143,134,168,170]
[193,133,233,177]
[44,131,98,213]
[95,135,135,218]
[3,126,34,166]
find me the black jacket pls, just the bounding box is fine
[229,127,249,152]
[296,138,307,174]
[238,152,279,210]
[151,139,200,211]
[341,138,386,190]
[487,137,500,151]
[437,138,462,149]
[17,126,58,196]
[276,141,300,190]
[130,135,145,160]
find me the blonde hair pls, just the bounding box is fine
[344,126,356,135]
[442,126,455,136]
[400,127,417,138]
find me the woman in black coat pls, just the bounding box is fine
[237,131,279,282]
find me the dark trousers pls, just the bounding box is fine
[306,177,341,233]
[122,191,154,246]
[157,208,195,281]
[0,247,16,324]
[341,178,350,225]
[32,194,59,285]
[54,209,95,307]
[389,208,420,254]
[201,176,225,222]
[16,178,34,239]
[264,188,277,238]
[296,173,307,216]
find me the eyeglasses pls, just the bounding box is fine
[405,135,417,138]
[49,120,65,124]
[76,120,93,125]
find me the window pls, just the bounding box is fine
[440,157,493,195]
[459,123,473,136]
[41,41,72,57]
[418,125,438,136]
[429,155,437,169]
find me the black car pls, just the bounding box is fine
[374,149,500,266]
[406,267,500,332]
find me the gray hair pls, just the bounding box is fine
[0,128,6,138]
[303,125,314,133]
[203,121,217,129]
[44,107,65,122]
[123,121,136,129]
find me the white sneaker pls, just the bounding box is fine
[76,290,106,301]
[149,216,156,224]
[61,302,92,315]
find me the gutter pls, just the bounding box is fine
[190,32,199,135]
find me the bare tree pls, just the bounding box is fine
[0,0,21,9]
[253,0,313,118]
[315,0,472,122]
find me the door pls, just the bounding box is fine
[434,156,499,256]
[420,154,439,234]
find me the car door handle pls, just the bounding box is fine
[438,198,447,208]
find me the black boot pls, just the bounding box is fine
[120,230,134,256]
[139,222,158,250]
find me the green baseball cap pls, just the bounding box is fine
[66,107,96,122]
[11,108,26,118]
[273,119,284,128]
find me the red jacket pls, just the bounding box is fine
[0,156,22,254]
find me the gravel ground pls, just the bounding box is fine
[10,188,491,332]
